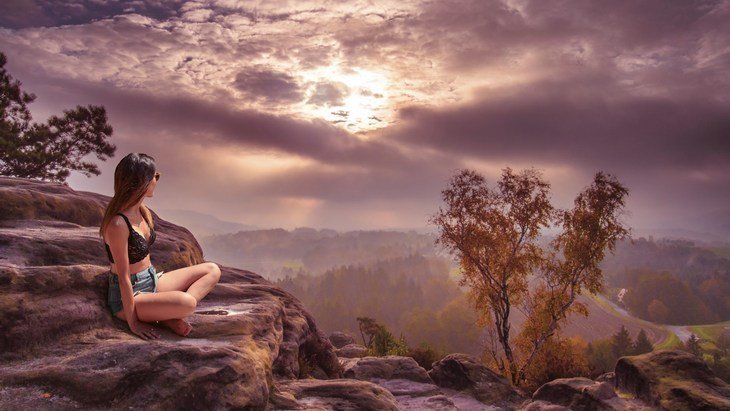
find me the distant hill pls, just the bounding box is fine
[200,227,443,280]
[631,227,729,245]
[631,208,730,245]
[155,208,258,238]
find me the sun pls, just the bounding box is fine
[299,64,392,134]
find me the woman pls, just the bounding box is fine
[100,152,222,340]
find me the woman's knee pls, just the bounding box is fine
[205,261,221,281]
[179,291,197,313]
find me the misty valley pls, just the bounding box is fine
[196,225,730,387]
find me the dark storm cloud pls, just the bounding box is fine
[14,70,439,174]
[383,71,730,172]
[0,0,185,29]
[12,68,463,218]
[233,66,305,105]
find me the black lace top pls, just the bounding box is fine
[104,213,156,264]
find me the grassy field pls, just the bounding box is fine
[551,292,669,344]
[588,292,624,317]
[688,320,730,351]
[655,332,681,350]
[689,320,730,341]
[445,267,726,351]
[584,293,730,351]
[706,246,730,259]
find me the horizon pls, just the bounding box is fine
[156,204,730,246]
[1,1,728,236]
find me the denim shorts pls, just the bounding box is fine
[107,265,164,315]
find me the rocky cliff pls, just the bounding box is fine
[1,176,727,410]
[0,177,341,409]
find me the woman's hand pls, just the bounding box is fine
[128,317,160,340]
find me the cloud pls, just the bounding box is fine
[306,80,349,106]
[382,71,730,172]
[0,0,186,29]
[233,66,305,105]
[0,0,728,231]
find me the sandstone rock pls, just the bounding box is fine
[341,355,481,410]
[393,393,459,410]
[371,377,442,397]
[0,176,203,271]
[596,371,615,384]
[615,349,730,410]
[344,355,433,383]
[0,177,341,409]
[530,377,620,410]
[329,331,355,348]
[270,378,401,410]
[519,400,571,410]
[428,353,527,408]
[338,356,360,373]
[336,343,369,358]
[0,176,108,226]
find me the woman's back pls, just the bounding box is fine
[104,212,156,272]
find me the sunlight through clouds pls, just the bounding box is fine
[0,0,727,231]
[301,64,392,133]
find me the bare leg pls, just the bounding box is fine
[127,291,197,322]
[184,264,222,302]
[127,262,222,336]
[114,290,196,324]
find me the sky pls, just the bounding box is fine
[1,0,729,235]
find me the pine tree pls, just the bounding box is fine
[632,328,653,355]
[686,333,702,357]
[0,52,116,182]
[717,331,730,356]
[611,325,633,358]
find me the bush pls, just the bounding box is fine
[408,342,446,370]
[368,324,410,356]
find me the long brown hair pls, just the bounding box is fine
[99,152,156,240]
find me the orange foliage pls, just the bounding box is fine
[429,167,629,386]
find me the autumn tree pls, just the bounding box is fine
[647,299,670,323]
[0,51,115,182]
[520,334,590,392]
[428,167,629,386]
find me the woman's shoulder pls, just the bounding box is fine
[105,215,129,239]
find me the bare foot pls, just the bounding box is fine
[159,318,193,337]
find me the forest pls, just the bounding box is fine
[275,253,481,356]
[268,234,730,388]
[602,238,730,324]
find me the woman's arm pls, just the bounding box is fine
[106,215,140,328]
